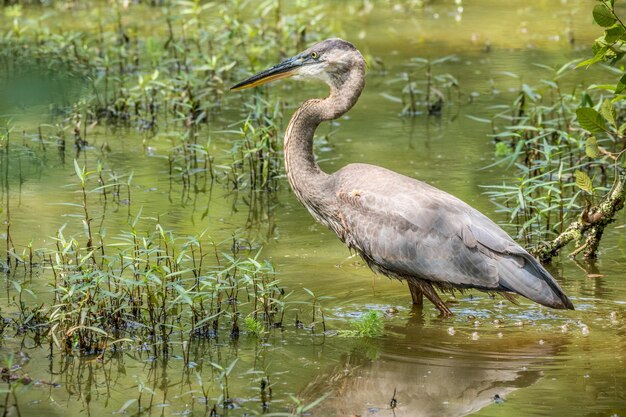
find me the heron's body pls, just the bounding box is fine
[232,38,574,315]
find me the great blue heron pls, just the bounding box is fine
[232,38,574,315]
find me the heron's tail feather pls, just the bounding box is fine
[497,255,574,310]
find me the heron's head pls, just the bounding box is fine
[231,38,364,91]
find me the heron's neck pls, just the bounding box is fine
[284,66,365,208]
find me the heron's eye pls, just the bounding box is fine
[310,51,319,59]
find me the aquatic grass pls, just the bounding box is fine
[0,353,30,417]
[352,310,384,337]
[483,65,625,255]
[280,393,331,417]
[388,55,461,117]
[0,156,289,357]
[473,0,626,258]
[338,310,384,338]
[0,0,334,203]
[40,221,287,356]
[165,126,215,202]
[301,287,333,332]
[0,0,331,131]
[0,0,335,206]
[218,95,284,191]
[209,358,238,409]
[244,316,265,336]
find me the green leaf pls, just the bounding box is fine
[608,50,625,66]
[600,99,617,127]
[604,23,625,42]
[615,73,626,94]
[522,84,540,101]
[495,142,512,158]
[593,4,617,27]
[588,83,617,92]
[225,358,239,375]
[116,399,137,414]
[575,170,594,194]
[172,283,192,305]
[576,107,608,133]
[73,159,83,180]
[585,136,600,158]
[556,60,577,76]
[300,393,332,412]
[580,92,594,108]
[465,114,492,123]
[576,45,609,68]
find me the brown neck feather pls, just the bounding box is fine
[283,59,365,211]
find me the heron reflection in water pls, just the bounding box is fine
[232,38,574,315]
[299,315,565,416]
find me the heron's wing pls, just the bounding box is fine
[331,164,573,309]
[336,180,504,289]
[332,165,531,285]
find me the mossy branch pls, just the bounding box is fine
[533,168,626,262]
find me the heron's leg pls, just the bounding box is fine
[408,280,423,306]
[420,282,453,317]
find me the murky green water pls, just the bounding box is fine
[1,1,626,416]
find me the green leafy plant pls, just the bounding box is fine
[338,310,384,338]
[244,316,265,337]
[352,310,384,337]
[485,0,626,261]
[390,55,460,116]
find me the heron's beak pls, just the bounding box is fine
[230,55,305,91]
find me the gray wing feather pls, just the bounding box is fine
[331,164,573,309]
[338,184,501,289]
